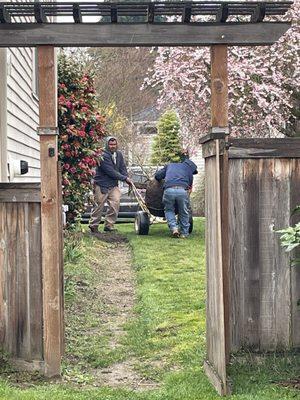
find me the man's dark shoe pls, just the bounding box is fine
[89,225,99,234]
[104,226,117,233]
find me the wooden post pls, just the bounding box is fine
[37,46,62,377]
[211,45,228,129]
[211,45,230,366]
[204,45,230,396]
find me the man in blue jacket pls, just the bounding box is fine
[155,158,198,238]
[89,136,132,233]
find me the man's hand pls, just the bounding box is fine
[125,177,133,186]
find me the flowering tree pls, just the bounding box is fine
[58,52,106,223]
[144,3,300,149]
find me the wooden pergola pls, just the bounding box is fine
[0,1,295,396]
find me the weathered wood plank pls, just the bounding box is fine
[258,159,277,349]
[28,203,43,360]
[0,189,40,203]
[290,159,300,347]
[228,138,300,159]
[0,199,43,362]
[0,204,6,346]
[204,360,227,396]
[243,159,260,348]
[38,46,62,377]
[0,22,291,48]
[273,159,291,348]
[5,203,18,355]
[220,150,230,363]
[57,163,65,356]
[16,203,31,360]
[202,139,226,159]
[228,159,245,351]
[205,154,228,394]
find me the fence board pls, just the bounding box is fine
[0,184,43,364]
[243,160,260,348]
[228,159,245,351]
[290,159,300,347]
[273,159,291,348]
[205,153,228,395]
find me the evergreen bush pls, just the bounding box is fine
[151,110,182,165]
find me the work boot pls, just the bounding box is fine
[171,228,180,238]
[89,225,98,234]
[104,225,117,233]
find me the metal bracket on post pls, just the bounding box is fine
[211,127,229,135]
[37,127,59,136]
[200,127,229,145]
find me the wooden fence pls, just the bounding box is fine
[0,183,44,368]
[202,137,300,395]
[228,139,300,351]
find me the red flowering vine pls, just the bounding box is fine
[58,52,106,224]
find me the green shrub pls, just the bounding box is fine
[151,110,182,165]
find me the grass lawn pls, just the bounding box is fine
[0,218,299,399]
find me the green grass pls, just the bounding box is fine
[0,219,299,400]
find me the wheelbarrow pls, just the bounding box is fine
[131,179,193,235]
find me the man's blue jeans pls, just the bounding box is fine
[162,187,190,236]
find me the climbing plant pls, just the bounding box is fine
[58,51,106,224]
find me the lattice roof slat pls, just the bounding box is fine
[0,1,293,24]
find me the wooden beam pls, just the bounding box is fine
[37,46,62,377]
[0,22,290,47]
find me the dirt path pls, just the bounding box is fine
[64,232,159,391]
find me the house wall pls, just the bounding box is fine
[0,49,8,182]
[7,47,40,182]
[190,146,205,189]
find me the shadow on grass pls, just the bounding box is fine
[228,350,300,396]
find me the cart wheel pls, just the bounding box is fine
[189,213,193,234]
[135,211,150,235]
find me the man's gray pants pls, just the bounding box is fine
[89,185,121,229]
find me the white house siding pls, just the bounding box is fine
[7,47,40,182]
[190,147,205,190]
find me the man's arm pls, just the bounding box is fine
[100,153,127,181]
[155,166,167,181]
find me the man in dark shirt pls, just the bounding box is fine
[89,136,132,233]
[155,158,198,238]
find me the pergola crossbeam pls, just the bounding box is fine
[0,1,292,25]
